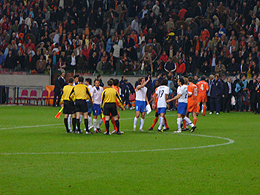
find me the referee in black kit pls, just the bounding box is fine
[70,76,93,134]
[60,77,76,133]
[101,80,125,135]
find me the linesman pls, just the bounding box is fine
[70,76,93,134]
[101,80,125,135]
[60,77,76,133]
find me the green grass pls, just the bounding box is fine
[0,106,259,194]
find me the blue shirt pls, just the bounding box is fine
[242,80,247,89]
[235,83,241,93]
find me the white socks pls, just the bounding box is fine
[93,119,97,130]
[177,118,183,130]
[133,117,138,128]
[80,115,83,123]
[88,116,92,127]
[97,118,103,128]
[183,116,194,127]
[158,117,164,130]
[140,118,144,130]
[68,114,72,130]
[134,117,145,130]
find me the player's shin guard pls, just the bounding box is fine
[163,116,169,128]
[193,117,197,125]
[84,119,89,132]
[151,117,158,128]
[88,116,92,127]
[183,116,194,127]
[64,118,69,131]
[111,118,117,130]
[80,115,83,123]
[105,121,110,133]
[177,118,183,130]
[68,114,72,130]
[158,117,164,130]
[97,118,103,128]
[115,120,120,132]
[133,117,138,128]
[72,118,76,131]
[203,105,206,116]
[140,118,144,130]
[93,119,97,130]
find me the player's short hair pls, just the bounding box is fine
[161,79,168,86]
[107,79,113,86]
[97,74,101,78]
[179,78,185,85]
[201,75,206,80]
[188,76,193,82]
[113,79,119,86]
[94,78,100,83]
[85,78,92,85]
[79,76,84,82]
[68,77,74,83]
[183,77,188,84]
[74,74,79,79]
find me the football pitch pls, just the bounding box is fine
[0,106,259,194]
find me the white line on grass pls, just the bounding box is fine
[0,113,235,155]
[0,114,177,131]
[0,131,234,155]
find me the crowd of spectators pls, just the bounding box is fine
[0,0,260,78]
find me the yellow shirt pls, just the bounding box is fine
[101,87,123,109]
[70,84,93,103]
[60,85,74,104]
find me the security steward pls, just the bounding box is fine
[60,77,76,133]
[70,76,93,134]
[101,80,125,135]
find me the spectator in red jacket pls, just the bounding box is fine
[160,51,168,63]
[176,58,186,75]
[25,39,36,51]
[200,28,210,42]
[178,6,187,20]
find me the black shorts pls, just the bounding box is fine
[63,100,75,114]
[75,100,88,113]
[103,103,118,116]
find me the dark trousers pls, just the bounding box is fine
[226,94,232,112]
[53,91,61,106]
[207,96,211,111]
[235,93,242,111]
[256,93,260,114]
[125,96,132,108]
[221,96,227,112]
[250,94,256,112]
[210,97,221,113]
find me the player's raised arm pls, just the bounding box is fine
[136,76,150,91]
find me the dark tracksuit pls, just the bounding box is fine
[210,79,223,113]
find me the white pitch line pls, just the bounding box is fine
[0,114,176,131]
[0,113,235,155]
[0,124,62,130]
[0,131,235,155]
